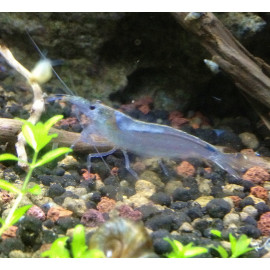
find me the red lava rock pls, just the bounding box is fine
[204,167,212,174]
[47,206,73,222]
[111,167,119,176]
[169,111,189,129]
[258,212,270,236]
[250,186,268,201]
[242,166,270,185]
[81,209,105,227]
[1,226,18,240]
[0,190,14,203]
[81,169,101,181]
[176,161,195,177]
[56,117,78,127]
[117,205,142,221]
[229,196,242,207]
[97,197,116,213]
[27,205,46,221]
[138,104,150,115]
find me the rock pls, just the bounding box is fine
[257,212,270,236]
[206,199,231,218]
[242,166,270,185]
[1,226,18,240]
[81,209,105,227]
[123,194,151,208]
[96,197,116,213]
[0,238,24,256]
[175,161,195,177]
[223,184,244,196]
[246,195,265,205]
[250,186,268,201]
[172,187,195,202]
[178,222,194,233]
[62,197,87,217]
[164,180,183,195]
[239,197,255,208]
[57,155,79,169]
[99,185,118,199]
[223,213,241,227]
[239,225,261,239]
[195,196,214,207]
[47,206,73,222]
[135,180,156,198]
[139,171,164,189]
[150,192,171,206]
[196,177,212,196]
[239,132,259,149]
[228,196,242,207]
[117,204,142,221]
[9,250,29,258]
[242,205,258,219]
[47,183,66,198]
[27,205,46,221]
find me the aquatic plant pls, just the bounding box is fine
[42,224,105,258]
[210,229,254,258]
[164,238,208,258]
[0,115,72,236]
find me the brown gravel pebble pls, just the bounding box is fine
[176,161,195,177]
[242,166,270,185]
[1,225,18,240]
[47,206,73,222]
[0,190,14,203]
[97,197,116,213]
[250,186,269,201]
[229,196,242,207]
[117,205,142,221]
[258,212,270,236]
[27,205,46,221]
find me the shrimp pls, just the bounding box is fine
[51,95,261,179]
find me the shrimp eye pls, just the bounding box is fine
[89,105,96,110]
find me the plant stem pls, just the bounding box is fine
[0,150,39,236]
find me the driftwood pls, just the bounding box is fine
[0,118,113,154]
[172,12,270,109]
[0,45,45,167]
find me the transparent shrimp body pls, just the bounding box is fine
[59,95,254,178]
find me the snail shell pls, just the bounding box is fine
[88,218,157,258]
[29,58,53,84]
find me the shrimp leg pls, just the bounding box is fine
[122,150,139,179]
[87,146,117,172]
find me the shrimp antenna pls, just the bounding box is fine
[26,30,75,96]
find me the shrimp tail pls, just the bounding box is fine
[211,153,242,178]
[211,152,270,179]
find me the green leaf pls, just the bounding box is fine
[0,154,18,162]
[8,205,32,226]
[44,115,63,134]
[210,229,222,238]
[34,147,72,168]
[212,245,229,258]
[230,234,254,258]
[26,185,42,195]
[42,237,70,258]
[184,246,208,258]
[21,122,37,150]
[0,180,22,194]
[0,217,4,225]
[71,224,88,258]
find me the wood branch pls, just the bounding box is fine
[172,12,270,109]
[0,45,45,168]
[0,118,113,154]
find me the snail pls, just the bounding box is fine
[88,218,157,258]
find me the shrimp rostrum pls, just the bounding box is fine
[53,95,258,179]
